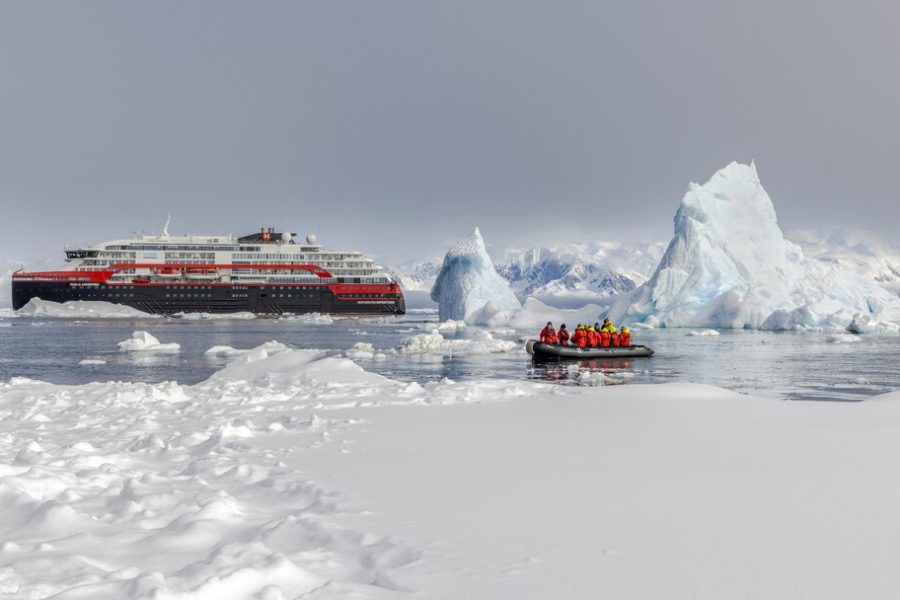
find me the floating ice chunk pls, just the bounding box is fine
[174,311,257,320]
[846,313,900,334]
[436,319,467,334]
[399,329,517,355]
[430,228,521,324]
[17,298,157,319]
[345,342,377,360]
[825,333,861,344]
[78,359,107,365]
[279,312,334,324]
[117,331,181,353]
[686,329,720,337]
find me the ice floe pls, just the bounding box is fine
[398,329,518,355]
[174,311,257,320]
[279,312,334,324]
[117,330,182,353]
[16,298,157,319]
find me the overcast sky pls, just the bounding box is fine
[2,1,898,268]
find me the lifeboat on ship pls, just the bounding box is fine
[132,276,151,285]
[154,266,181,279]
[184,267,219,281]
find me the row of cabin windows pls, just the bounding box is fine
[166,293,213,298]
[106,245,238,251]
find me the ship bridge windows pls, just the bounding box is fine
[65,249,99,259]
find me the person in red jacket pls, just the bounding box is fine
[571,325,588,348]
[620,327,631,347]
[610,326,620,347]
[586,327,599,348]
[539,322,558,344]
[557,324,570,346]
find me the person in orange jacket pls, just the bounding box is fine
[571,325,588,348]
[586,326,598,348]
[558,324,570,346]
[539,322,558,344]
[620,326,631,347]
[610,326,620,347]
[600,327,611,347]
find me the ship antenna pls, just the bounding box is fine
[162,212,171,238]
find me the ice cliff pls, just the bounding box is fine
[430,228,522,323]
[607,162,900,329]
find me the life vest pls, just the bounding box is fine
[600,331,611,347]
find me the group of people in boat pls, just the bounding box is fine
[539,319,632,348]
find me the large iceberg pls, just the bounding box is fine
[607,162,900,329]
[430,228,522,323]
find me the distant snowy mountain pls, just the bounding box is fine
[496,242,665,308]
[430,228,521,323]
[392,260,442,293]
[787,227,900,296]
[393,242,664,310]
[608,162,900,329]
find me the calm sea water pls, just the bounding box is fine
[1,314,897,401]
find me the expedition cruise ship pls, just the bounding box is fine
[12,227,405,315]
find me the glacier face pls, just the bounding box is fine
[430,228,522,323]
[607,162,900,329]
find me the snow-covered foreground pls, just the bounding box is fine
[2,342,900,598]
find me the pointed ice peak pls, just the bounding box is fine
[446,227,488,258]
[432,227,521,323]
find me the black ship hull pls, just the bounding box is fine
[12,280,405,316]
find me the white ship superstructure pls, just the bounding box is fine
[13,227,405,315]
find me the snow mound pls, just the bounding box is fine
[430,228,521,324]
[117,331,181,353]
[17,298,157,319]
[399,329,517,355]
[686,329,720,337]
[608,162,900,329]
